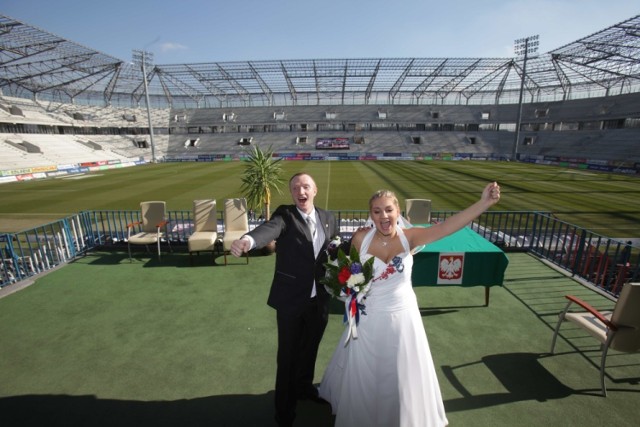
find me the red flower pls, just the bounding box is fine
[338,266,351,284]
[373,265,396,282]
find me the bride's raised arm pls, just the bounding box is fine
[406,182,501,249]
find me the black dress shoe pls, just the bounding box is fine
[275,414,293,427]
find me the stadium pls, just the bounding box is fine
[1,11,640,426]
[1,13,640,171]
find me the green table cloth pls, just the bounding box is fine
[411,226,509,305]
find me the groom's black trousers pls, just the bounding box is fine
[274,296,329,424]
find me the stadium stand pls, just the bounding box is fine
[159,98,639,163]
[1,14,639,176]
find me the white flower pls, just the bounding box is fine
[330,236,342,245]
[346,273,365,289]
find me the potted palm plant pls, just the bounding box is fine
[240,145,284,254]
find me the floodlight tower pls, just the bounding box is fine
[512,35,539,161]
[132,49,156,163]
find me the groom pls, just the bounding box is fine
[230,172,338,427]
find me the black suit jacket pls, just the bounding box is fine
[247,205,338,316]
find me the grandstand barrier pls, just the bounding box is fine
[0,159,146,183]
[1,210,638,298]
[3,154,638,183]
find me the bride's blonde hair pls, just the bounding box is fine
[369,190,399,210]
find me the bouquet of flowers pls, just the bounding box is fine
[321,236,375,344]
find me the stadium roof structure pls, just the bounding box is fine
[1,13,640,109]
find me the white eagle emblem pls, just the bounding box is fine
[440,257,462,279]
[438,253,464,284]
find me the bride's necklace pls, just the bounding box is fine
[377,230,395,247]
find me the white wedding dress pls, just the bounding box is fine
[319,227,448,427]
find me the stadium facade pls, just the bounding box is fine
[2,14,640,108]
[1,13,640,180]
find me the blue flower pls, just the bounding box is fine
[350,262,363,274]
[392,256,404,272]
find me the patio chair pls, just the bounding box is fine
[405,199,431,225]
[188,199,218,265]
[126,201,171,262]
[550,282,640,396]
[223,198,250,265]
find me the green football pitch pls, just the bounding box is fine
[0,161,638,238]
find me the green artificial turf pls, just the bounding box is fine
[1,251,639,426]
[1,161,638,237]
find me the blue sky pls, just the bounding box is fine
[2,0,638,64]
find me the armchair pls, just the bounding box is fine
[550,282,640,396]
[405,198,431,225]
[222,198,250,265]
[188,199,218,265]
[126,201,171,262]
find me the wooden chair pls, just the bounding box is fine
[127,201,171,262]
[222,198,250,265]
[550,282,640,396]
[188,199,218,264]
[405,199,431,225]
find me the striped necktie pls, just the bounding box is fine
[306,216,316,238]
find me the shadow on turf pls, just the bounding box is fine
[418,304,487,316]
[441,352,604,412]
[82,248,268,268]
[0,391,334,427]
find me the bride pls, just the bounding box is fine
[318,182,501,427]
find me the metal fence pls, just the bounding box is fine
[2,210,638,298]
[1,214,93,286]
